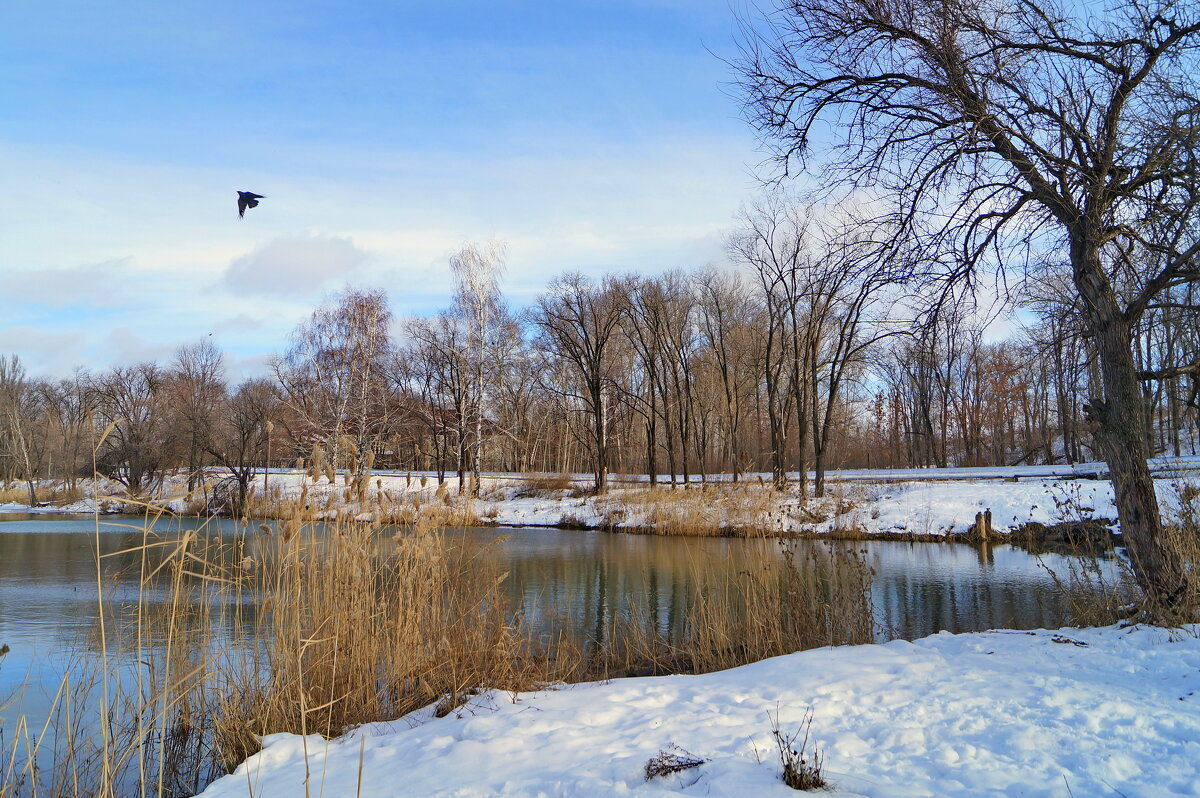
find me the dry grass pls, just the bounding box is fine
[0,480,87,507]
[210,518,539,761]
[682,543,875,672]
[44,483,86,505]
[596,484,783,536]
[592,483,866,538]
[511,472,576,499]
[235,481,483,529]
[770,708,827,791]
[644,746,707,781]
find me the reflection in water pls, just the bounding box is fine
[0,514,1114,735]
[451,528,1097,645]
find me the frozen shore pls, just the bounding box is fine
[198,623,1200,797]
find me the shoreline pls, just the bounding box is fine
[4,468,1175,548]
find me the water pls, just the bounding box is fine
[0,514,1109,736]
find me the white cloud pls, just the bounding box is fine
[5,258,134,309]
[212,314,265,333]
[223,233,369,296]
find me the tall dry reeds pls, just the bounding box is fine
[211,516,538,763]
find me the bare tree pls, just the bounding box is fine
[91,363,172,494]
[40,369,93,488]
[531,274,624,493]
[274,288,394,479]
[729,195,812,489]
[0,356,46,505]
[804,213,905,495]
[170,339,226,490]
[206,378,278,515]
[404,312,471,487]
[695,268,760,481]
[617,275,672,485]
[738,0,1200,599]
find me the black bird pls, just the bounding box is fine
[237,191,265,218]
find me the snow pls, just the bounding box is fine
[475,477,1194,536]
[198,624,1200,797]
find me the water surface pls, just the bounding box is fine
[0,514,1107,735]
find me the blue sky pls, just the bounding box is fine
[0,1,765,378]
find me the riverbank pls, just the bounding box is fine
[2,464,1196,540]
[196,622,1200,797]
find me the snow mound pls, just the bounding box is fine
[199,624,1200,797]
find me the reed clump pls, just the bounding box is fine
[212,518,534,763]
[685,543,875,671]
[0,483,28,504]
[0,479,84,506]
[235,481,483,529]
[596,484,782,536]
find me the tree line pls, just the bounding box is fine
[2,194,1196,513]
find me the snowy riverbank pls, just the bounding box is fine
[2,461,1198,537]
[198,623,1200,797]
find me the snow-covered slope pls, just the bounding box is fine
[199,624,1200,797]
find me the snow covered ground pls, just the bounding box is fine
[198,623,1200,797]
[3,462,1198,537]
[481,475,1195,536]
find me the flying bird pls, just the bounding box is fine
[237,191,265,218]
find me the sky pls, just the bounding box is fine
[0,0,766,379]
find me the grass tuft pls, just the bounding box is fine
[770,708,827,791]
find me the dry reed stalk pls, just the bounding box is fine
[512,473,575,498]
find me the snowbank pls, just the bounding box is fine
[199,624,1200,797]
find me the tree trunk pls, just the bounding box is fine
[593,384,609,494]
[1075,240,1183,602]
[645,416,657,487]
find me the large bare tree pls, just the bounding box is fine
[0,355,45,505]
[206,378,278,515]
[169,339,226,490]
[91,363,173,494]
[738,0,1200,599]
